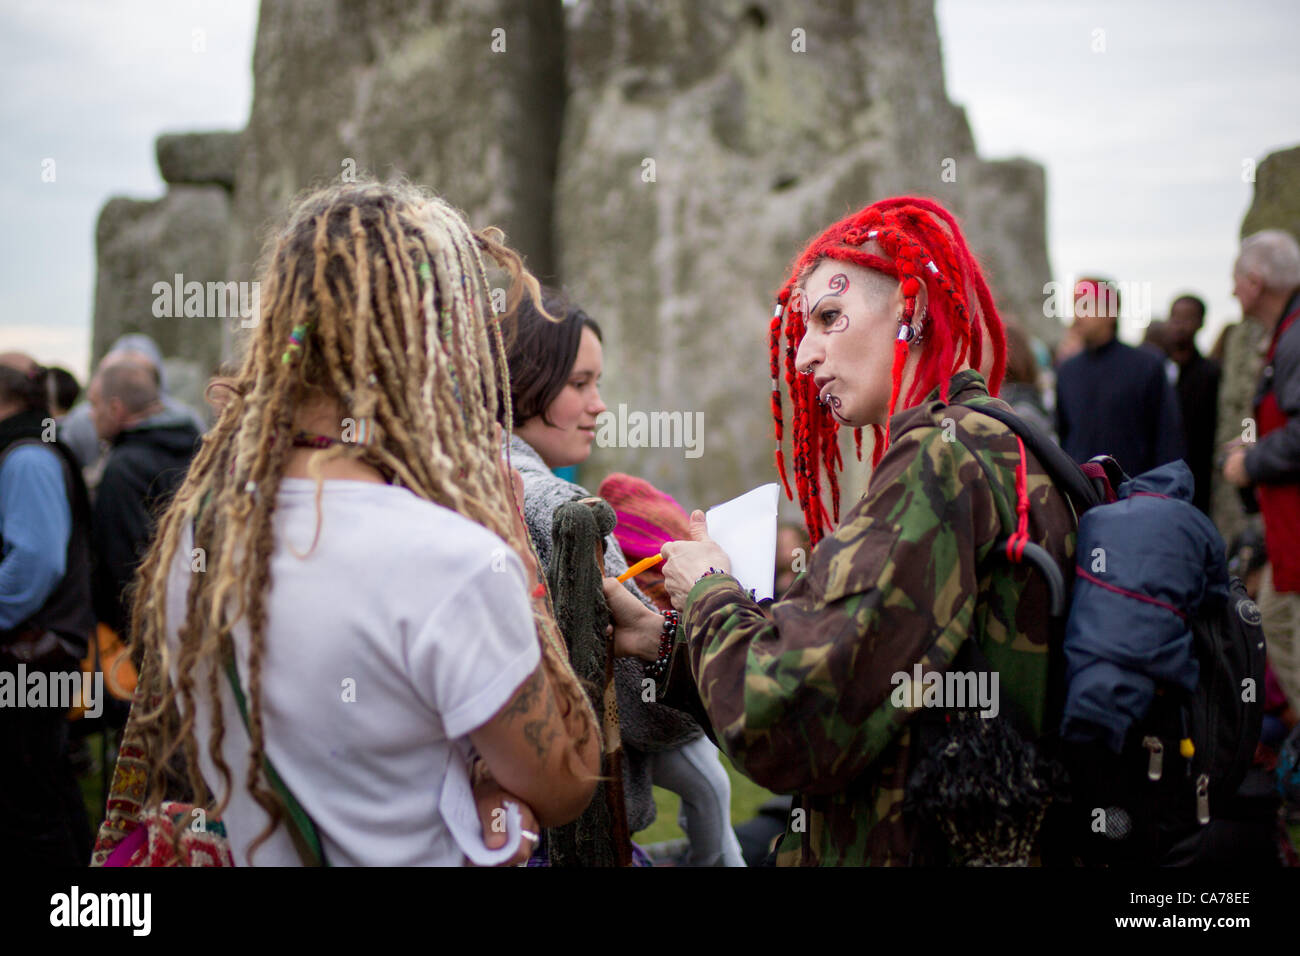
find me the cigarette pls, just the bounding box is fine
[617,553,664,583]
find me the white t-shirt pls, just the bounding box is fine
[162,478,540,866]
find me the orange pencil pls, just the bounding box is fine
[616,553,664,583]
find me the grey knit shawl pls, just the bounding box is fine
[508,435,703,833]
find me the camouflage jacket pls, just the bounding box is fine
[682,370,1077,865]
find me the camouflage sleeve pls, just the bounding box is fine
[681,424,1000,795]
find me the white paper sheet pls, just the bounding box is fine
[706,482,779,601]
[440,752,525,866]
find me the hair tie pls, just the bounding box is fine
[281,322,314,365]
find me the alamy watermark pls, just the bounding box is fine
[890,663,1000,718]
[50,886,150,936]
[1042,279,1153,325]
[152,273,260,327]
[0,665,102,718]
[595,405,704,460]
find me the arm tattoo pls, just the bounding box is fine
[499,668,544,723]
[521,679,559,761]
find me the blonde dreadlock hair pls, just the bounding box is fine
[126,180,598,859]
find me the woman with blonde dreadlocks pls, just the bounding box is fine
[606,197,1079,866]
[95,181,601,866]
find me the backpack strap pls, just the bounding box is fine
[947,406,1069,618]
[948,402,1081,740]
[192,495,327,867]
[953,401,1109,517]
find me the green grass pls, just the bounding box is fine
[634,749,777,845]
[73,731,113,836]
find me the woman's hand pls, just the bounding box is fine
[661,510,732,610]
[602,576,663,661]
[471,759,541,866]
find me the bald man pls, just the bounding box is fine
[87,353,201,640]
[58,333,207,471]
[0,351,95,865]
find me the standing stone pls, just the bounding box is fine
[558,0,1053,509]
[230,0,566,295]
[91,186,233,413]
[156,132,242,189]
[1240,145,1300,241]
[1210,316,1267,547]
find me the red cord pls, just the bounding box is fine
[1005,435,1030,562]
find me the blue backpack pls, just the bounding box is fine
[954,402,1267,865]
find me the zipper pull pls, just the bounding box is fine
[1196,774,1210,824]
[1143,736,1164,781]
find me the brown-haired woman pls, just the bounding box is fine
[95,182,600,865]
[503,288,744,867]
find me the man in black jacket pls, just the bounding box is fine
[1056,277,1187,475]
[87,354,200,640]
[1166,294,1221,515]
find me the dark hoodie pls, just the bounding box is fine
[92,407,200,636]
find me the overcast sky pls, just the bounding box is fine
[938,0,1300,348]
[0,0,258,380]
[3,0,1299,380]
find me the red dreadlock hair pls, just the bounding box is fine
[768,196,1006,547]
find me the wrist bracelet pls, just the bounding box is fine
[694,567,757,602]
[644,609,678,683]
[696,566,728,584]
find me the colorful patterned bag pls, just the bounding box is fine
[90,647,236,867]
[91,645,324,867]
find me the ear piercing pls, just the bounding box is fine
[897,307,928,345]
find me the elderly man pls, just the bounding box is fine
[0,352,95,865]
[1222,230,1300,710]
[1055,277,1186,476]
[87,353,200,640]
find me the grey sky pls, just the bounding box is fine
[0,0,257,378]
[2,0,1298,379]
[938,0,1300,345]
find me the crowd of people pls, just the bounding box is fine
[2,180,1298,867]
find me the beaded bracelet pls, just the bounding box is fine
[695,567,757,602]
[644,609,678,683]
[696,567,728,585]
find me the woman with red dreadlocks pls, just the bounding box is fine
[605,197,1079,865]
